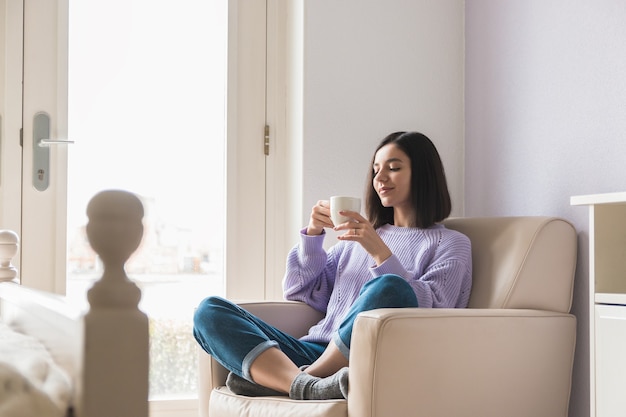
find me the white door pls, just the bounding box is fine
[19,0,70,293]
[7,0,273,411]
[0,0,23,244]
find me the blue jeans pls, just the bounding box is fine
[193,274,418,381]
[333,274,419,358]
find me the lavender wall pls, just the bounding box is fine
[465,1,626,416]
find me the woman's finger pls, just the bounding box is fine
[337,210,367,223]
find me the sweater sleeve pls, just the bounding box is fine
[413,232,472,308]
[370,254,409,278]
[282,229,339,313]
[371,230,472,308]
[410,258,471,308]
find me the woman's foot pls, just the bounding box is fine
[226,372,286,397]
[289,367,349,400]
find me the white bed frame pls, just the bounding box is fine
[0,190,149,417]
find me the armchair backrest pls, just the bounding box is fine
[443,217,577,313]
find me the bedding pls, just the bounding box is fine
[0,322,72,417]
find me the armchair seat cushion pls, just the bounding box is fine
[210,387,347,417]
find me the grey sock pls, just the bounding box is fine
[289,367,349,400]
[225,372,286,397]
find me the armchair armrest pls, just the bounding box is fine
[198,301,324,417]
[233,301,325,339]
[348,308,576,417]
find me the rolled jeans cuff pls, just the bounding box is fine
[242,340,279,381]
[333,332,350,360]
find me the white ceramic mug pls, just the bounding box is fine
[330,196,361,226]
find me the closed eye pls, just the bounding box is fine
[373,166,401,176]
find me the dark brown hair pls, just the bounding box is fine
[365,131,451,229]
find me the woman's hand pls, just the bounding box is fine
[334,211,392,266]
[306,200,334,236]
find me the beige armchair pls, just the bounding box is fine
[199,216,578,417]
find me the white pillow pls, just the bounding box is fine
[0,322,72,417]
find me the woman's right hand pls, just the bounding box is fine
[306,200,334,235]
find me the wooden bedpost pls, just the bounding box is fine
[0,230,19,283]
[80,190,149,417]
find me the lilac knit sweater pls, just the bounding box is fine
[283,223,472,343]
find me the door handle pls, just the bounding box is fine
[32,112,73,191]
[38,139,75,147]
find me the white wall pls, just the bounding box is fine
[466,1,626,416]
[298,0,465,240]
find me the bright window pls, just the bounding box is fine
[64,0,227,400]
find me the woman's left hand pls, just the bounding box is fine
[334,211,392,266]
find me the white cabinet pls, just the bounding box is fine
[571,192,626,417]
[595,305,626,417]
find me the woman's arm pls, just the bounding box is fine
[282,231,341,313]
[408,232,472,308]
[409,257,472,308]
[369,230,472,308]
[283,198,343,312]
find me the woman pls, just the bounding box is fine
[193,131,472,400]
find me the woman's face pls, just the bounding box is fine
[372,144,412,213]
